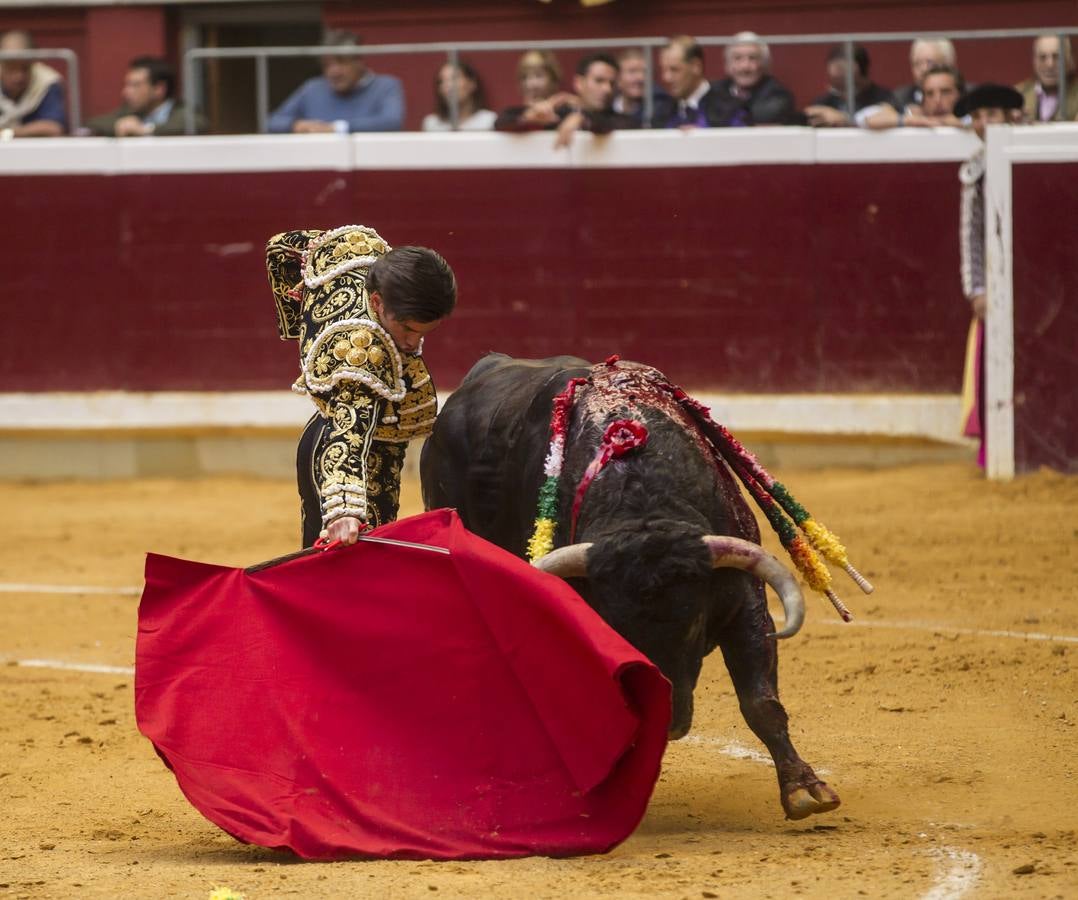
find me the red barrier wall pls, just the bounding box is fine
[0,146,971,395]
[1011,162,1078,474]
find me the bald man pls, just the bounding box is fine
[0,29,66,138]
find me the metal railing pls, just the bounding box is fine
[0,48,81,133]
[180,26,1078,135]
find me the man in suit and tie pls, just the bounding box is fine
[651,35,746,128]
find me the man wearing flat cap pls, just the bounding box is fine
[953,84,1023,467]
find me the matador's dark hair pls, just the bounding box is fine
[368,246,457,323]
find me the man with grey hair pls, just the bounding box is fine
[710,31,796,125]
[268,30,403,133]
[1015,34,1078,122]
[892,38,957,113]
[0,28,66,138]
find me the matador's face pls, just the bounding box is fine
[370,292,442,355]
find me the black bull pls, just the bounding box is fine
[421,354,839,819]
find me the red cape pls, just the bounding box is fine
[135,509,670,860]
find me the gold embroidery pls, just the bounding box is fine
[310,284,360,324]
[271,225,417,529]
[265,228,321,340]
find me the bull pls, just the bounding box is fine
[421,354,842,820]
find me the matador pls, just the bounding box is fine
[266,225,457,546]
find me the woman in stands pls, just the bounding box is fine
[494,49,575,130]
[422,60,496,131]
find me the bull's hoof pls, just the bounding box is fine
[783,782,841,820]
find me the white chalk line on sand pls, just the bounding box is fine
[4,657,134,675]
[680,737,983,900]
[0,582,141,596]
[679,734,776,767]
[920,846,983,900]
[817,616,1078,644]
[677,734,833,777]
[6,582,1078,646]
[6,582,1077,645]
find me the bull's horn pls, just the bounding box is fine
[532,543,593,579]
[702,536,805,639]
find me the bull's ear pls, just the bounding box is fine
[266,229,324,339]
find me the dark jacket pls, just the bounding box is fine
[646,75,802,127]
[86,100,206,136]
[495,103,638,134]
[650,84,749,128]
[709,75,799,125]
[891,83,921,112]
[810,82,897,113]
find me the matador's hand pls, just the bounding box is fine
[326,516,366,545]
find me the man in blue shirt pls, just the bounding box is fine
[0,29,66,138]
[268,30,404,134]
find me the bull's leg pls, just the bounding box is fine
[717,593,840,820]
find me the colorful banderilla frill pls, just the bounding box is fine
[669,386,874,619]
[527,377,588,562]
[528,358,874,623]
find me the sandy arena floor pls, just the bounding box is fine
[0,462,1075,900]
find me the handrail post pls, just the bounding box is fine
[447,47,460,131]
[844,39,856,122]
[1057,32,1067,122]
[255,53,269,134]
[642,43,654,128]
[184,51,197,135]
[62,49,81,133]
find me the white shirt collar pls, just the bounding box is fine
[682,79,710,110]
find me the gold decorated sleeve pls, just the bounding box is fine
[266,228,323,340]
[316,385,384,527]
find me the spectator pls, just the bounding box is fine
[952,84,1023,468]
[612,47,649,123]
[268,30,403,134]
[651,35,743,127]
[422,61,495,131]
[864,64,965,129]
[1016,34,1078,122]
[553,52,639,147]
[893,39,957,113]
[86,57,204,136]
[710,32,797,125]
[0,29,65,138]
[494,49,567,130]
[804,44,896,127]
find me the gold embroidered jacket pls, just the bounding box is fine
[266,225,438,527]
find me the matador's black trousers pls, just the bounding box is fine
[296,414,406,548]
